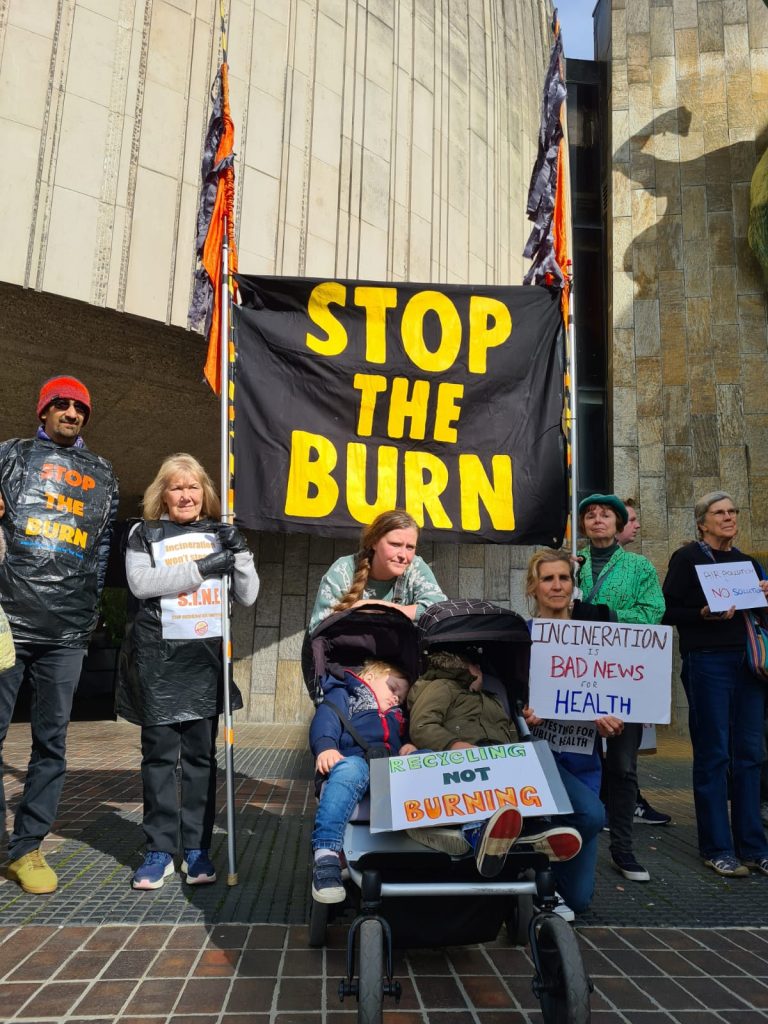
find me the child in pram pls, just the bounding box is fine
[406,647,602,905]
[309,658,416,903]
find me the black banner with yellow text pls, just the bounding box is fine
[233,275,567,544]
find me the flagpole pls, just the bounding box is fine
[561,113,579,560]
[566,266,579,559]
[220,221,238,886]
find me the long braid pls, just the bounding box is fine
[330,508,419,614]
[333,549,372,613]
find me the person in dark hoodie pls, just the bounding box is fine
[0,376,118,895]
[309,659,415,903]
[116,453,259,891]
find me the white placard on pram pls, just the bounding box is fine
[368,740,571,833]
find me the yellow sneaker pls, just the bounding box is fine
[6,849,58,894]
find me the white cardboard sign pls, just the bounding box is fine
[368,740,570,833]
[152,533,224,640]
[694,561,768,612]
[528,618,673,724]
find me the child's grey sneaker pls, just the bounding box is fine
[312,854,346,903]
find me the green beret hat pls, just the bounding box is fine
[577,493,628,528]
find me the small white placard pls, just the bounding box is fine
[368,741,567,833]
[531,720,597,753]
[694,561,768,612]
[528,618,673,724]
[152,533,224,640]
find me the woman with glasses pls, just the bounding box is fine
[662,491,768,878]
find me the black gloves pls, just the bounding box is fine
[217,524,249,552]
[196,549,235,579]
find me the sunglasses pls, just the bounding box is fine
[50,398,88,416]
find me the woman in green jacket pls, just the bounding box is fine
[577,494,665,885]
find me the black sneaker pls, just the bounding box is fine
[311,855,345,904]
[634,796,671,826]
[611,851,650,882]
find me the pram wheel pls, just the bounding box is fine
[308,897,330,948]
[532,914,591,1024]
[504,892,534,946]
[357,917,384,1024]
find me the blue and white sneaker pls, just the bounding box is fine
[312,854,345,904]
[181,849,217,885]
[132,851,175,890]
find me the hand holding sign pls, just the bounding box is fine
[528,618,673,725]
[695,561,768,613]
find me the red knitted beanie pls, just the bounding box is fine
[37,376,92,423]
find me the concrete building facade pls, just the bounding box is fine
[0,0,555,722]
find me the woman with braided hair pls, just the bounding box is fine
[308,510,447,633]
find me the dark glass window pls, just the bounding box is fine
[566,61,609,502]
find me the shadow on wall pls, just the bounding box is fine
[616,105,768,303]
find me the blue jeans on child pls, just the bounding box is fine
[312,755,370,852]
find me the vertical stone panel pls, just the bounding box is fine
[607,0,768,732]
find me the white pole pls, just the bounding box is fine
[220,221,238,885]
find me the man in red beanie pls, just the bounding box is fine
[0,376,118,894]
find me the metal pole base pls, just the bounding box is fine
[227,872,239,887]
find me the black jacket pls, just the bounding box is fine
[116,519,244,726]
[662,541,762,656]
[0,438,118,647]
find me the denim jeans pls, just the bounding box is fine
[312,755,370,852]
[0,644,85,859]
[551,763,606,913]
[684,649,768,861]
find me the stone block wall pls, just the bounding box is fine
[598,0,768,726]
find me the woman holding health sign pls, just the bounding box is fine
[523,548,620,914]
[308,509,447,632]
[577,494,665,884]
[662,491,768,879]
[116,454,259,890]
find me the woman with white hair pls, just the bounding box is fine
[116,453,259,890]
[663,491,768,878]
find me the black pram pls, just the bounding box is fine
[302,599,593,1024]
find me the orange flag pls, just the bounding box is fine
[189,62,238,394]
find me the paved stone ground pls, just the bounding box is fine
[1,720,767,1022]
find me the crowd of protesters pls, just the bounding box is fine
[1,377,767,910]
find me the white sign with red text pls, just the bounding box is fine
[528,618,672,725]
[695,561,767,612]
[152,533,223,640]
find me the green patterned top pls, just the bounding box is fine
[309,554,447,633]
[579,546,665,625]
